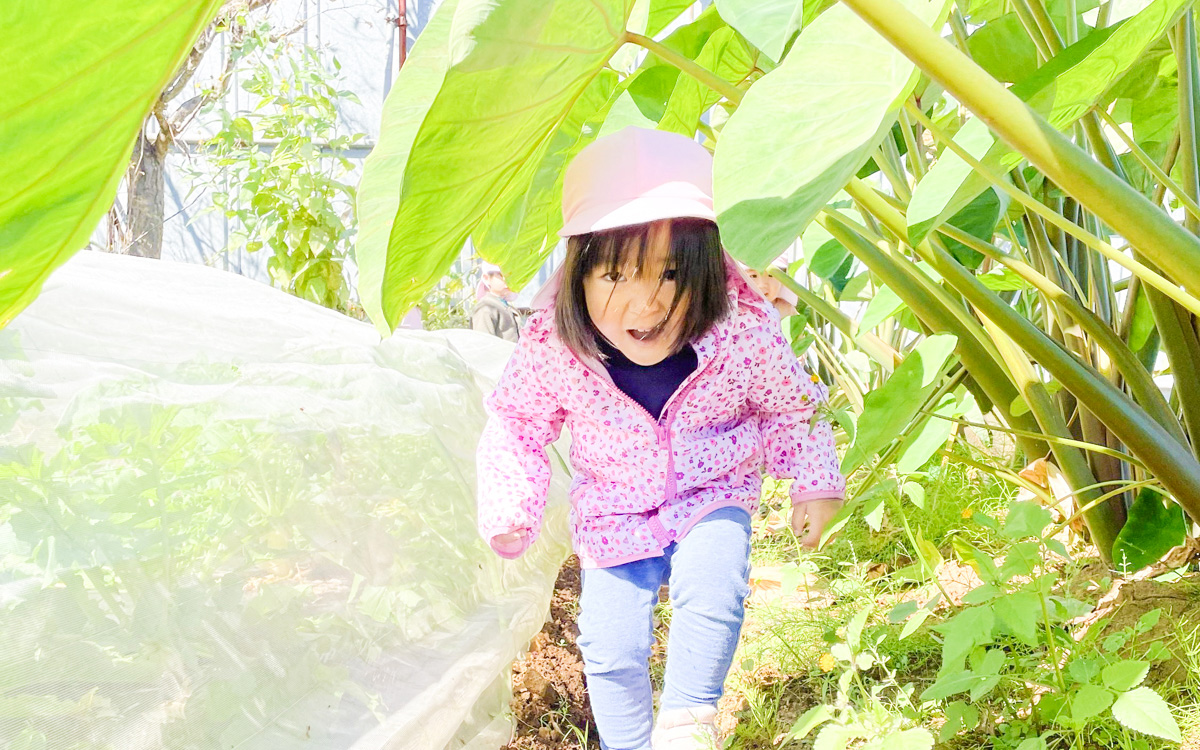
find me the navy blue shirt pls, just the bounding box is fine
[598,337,698,421]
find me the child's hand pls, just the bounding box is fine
[791,499,842,549]
[490,528,530,558]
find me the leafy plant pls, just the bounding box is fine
[895,501,1182,746]
[192,40,365,312]
[783,602,936,750]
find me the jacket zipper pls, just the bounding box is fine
[580,337,722,527]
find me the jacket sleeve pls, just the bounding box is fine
[745,325,846,504]
[475,315,565,559]
[471,303,500,337]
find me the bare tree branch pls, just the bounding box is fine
[160,0,277,104]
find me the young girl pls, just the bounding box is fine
[476,127,845,750]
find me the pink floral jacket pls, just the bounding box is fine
[475,265,845,569]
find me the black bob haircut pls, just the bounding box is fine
[554,218,730,362]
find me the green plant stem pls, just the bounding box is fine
[908,102,1200,319]
[1045,477,1162,539]
[849,178,1200,545]
[936,224,1188,445]
[1094,107,1200,221]
[837,0,1200,300]
[624,31,744,104]
[1038,587,1069,692]
[900,116,928,186]
[816,210,1048,457]
[770,268,902,368]
[933,414,1148,466]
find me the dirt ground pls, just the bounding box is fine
[503,556,599,750]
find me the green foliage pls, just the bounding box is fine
[1112,488,1189,573]
[0,0,223,328]
[0,385,503,747]
[712,0,949,268]
[193,42,365,313]
[889,502,1184,747]
[361,0,637,329]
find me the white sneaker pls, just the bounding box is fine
[651,705,720,750]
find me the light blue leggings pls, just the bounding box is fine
[577,507,752,750]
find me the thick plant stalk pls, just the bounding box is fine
[816,212,1049,458]
[847,178,1200,528]
[1095,108,1200,221]
[977,313,1124,556]
[837,0,1200,300]
[908,103,1200,318]
[938,224,1189,445]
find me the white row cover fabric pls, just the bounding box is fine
[0,252,571,750]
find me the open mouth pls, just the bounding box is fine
[627,321,667,343]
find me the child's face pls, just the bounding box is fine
[485,272,510,295]
[743,267,781,302]
[583,221,686,366]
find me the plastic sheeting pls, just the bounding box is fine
[0,252,571,750]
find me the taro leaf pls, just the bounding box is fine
[599,90,659,137]
[940,188,1004,269]
[472,70,619,281]
[858,284,905,333]
[894,390,971,474]
[647,0,698,37]
[0,0,224,329]
[1112,686,1183,741]
[714,0,950,269]
[841,334,957,473]
[1111,488,1187,572]
[370,0,637,329]
[908,0,1189,243]
[967,13,1040,83]
[1132,81,1177,143]
[658,26,756,136]
[356,0,460,332]
[713,0,804,63]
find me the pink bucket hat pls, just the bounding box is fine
[559,127,716,237]
[532,128,718,309]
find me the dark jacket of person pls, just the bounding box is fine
[471,293,520,342]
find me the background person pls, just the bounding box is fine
[470,263,521,341]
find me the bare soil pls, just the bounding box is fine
[503,557,599,750]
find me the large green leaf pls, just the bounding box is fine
[908,0,1188,242]
[841,333,958,473]
[713,0,804,62]
[0,0,223,329]
[472,70,619,287]
[1111,488,1187,572]
[966,13,1039,84]
[657,26,756,136]
[372,0,636,330]
[355,0,460,333]
[713,0,949,268]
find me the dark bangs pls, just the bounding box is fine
[555,219,730,361]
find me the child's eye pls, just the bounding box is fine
[663,269,678,282]
[602,271,625,283]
